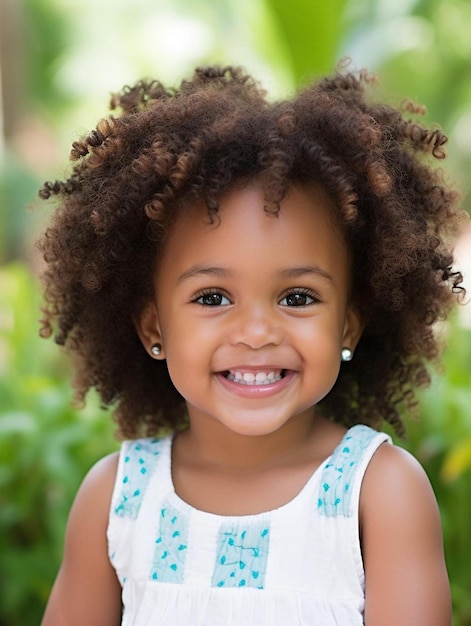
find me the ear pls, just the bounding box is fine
[341,304,364,355]
[134,301,166,359]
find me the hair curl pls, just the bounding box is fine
[38,64,466,438]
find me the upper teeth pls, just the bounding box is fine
[226,370,282,385]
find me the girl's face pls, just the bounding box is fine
[138,181,362,437]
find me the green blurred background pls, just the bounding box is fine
[1,0,471,623]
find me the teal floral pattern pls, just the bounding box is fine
[150,502,189,584]
[114,438,162,519]
[317,425,380,517]
[211,520,270,589]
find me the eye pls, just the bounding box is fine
[279,288,319,307]
[193,289,231,306]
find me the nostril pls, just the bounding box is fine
[229,316,284,350]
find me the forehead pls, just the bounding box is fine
[159,181,348,277]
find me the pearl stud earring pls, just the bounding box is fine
[151,343,162,357]
[341,347,353,362]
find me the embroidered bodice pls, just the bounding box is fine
[108,424,391,625]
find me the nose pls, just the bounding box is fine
[228,303,284,350]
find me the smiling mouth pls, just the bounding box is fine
[223,370,286,386]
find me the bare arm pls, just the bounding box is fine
[361,444,451,626]
[42,453,122,626]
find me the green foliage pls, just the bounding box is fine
[266,0,348,82]
[0,264,117,626]
[23,0,72,114]
[0,151,40,263]
[401,319,471,625]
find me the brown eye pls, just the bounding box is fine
[279,290,318,307]
[193,291,231,306]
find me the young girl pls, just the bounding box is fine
[39,65,464,625]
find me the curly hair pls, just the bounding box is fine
[38,64,465,438]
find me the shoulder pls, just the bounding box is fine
[61,451,120,558]
[360,442,451,625]
[41,452,122,626]
[360,441,443,550]
[69,451,120,526]
[84,448,119,495]
[360,441,443,537]
[361,440,435,509]
[78,452,120,497]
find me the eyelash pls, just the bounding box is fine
[192,289,231,307]
[191,287,321,307]
[279,288,320,307]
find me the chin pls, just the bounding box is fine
[220,417,290,438]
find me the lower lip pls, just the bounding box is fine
[215,371,295,398]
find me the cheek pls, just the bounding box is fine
[308,339,342,373]
[299,320,343,375]
[159,311,211,373]
[297,314,345,348]
[306,344,342,401]
[162,345,197,399]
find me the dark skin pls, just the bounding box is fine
[171,412,348,516]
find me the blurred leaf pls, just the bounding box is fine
[442,439,471,482]
[0,262,117,626]
[0,412,36,435]
[24,0,72,113]
[265,0,348,82]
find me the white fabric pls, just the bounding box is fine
[107,425,391,625]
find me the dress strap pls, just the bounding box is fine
[113,437,168,519]
[317,424,391,518]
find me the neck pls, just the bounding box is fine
[176,409,331,472]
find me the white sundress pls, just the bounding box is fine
[107,424,391,625]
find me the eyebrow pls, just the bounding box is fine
[177,264,334,284]
[280,265,334,283]
[177,265,230,283]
